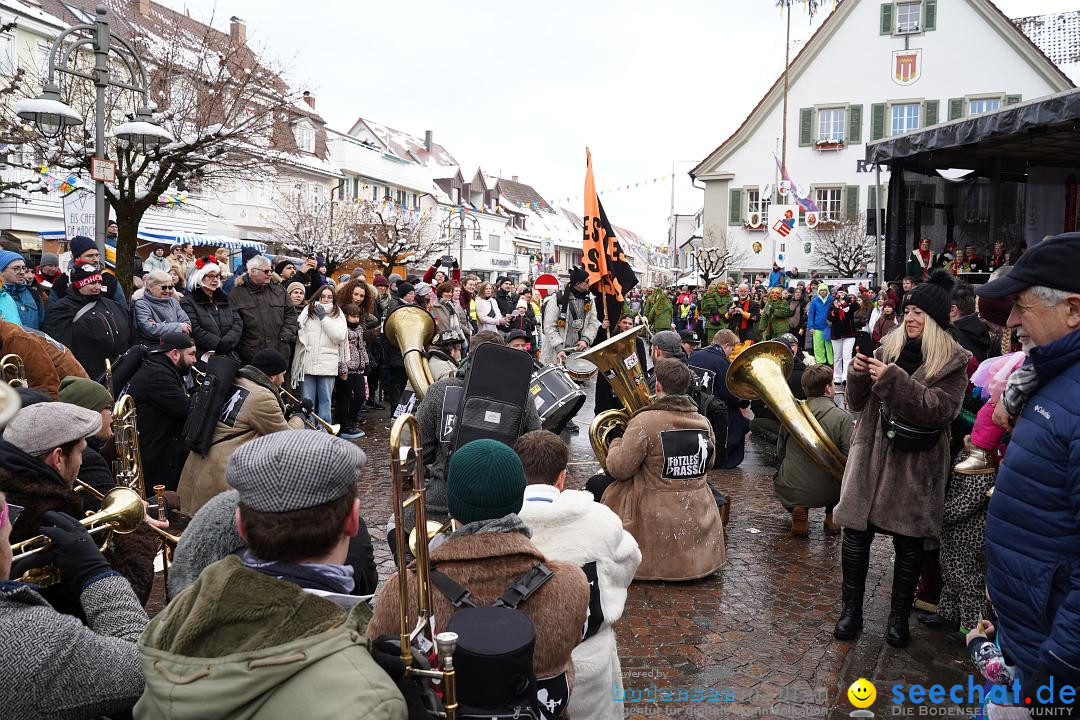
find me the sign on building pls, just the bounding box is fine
[62,189,95,241]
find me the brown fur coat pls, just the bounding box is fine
[833,344,970,538]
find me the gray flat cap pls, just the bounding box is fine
[227,429,366,513]
[651,330,683,356]
[4,402,102,456]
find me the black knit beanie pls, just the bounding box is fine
[904,269,954,329]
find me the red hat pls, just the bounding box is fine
[70,261,103,289]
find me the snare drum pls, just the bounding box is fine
[529,364,586,433]
[563,352,598,384]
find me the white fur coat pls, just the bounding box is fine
[519,487,641,720]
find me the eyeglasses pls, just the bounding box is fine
[7,266,27,273]
[160,285,175,291]
[203,274,220,280]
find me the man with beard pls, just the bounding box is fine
[540,267,598,366]
[724,283,760,342]
[126,332,195,494]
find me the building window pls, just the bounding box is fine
[895,1,921,33]
[372,184,381,201]
[815,187,843,221]
[413,193,421,209]
[817,107,846,143]
[488,234,500,252]
[890,103,920,136]
[396,189,406,206]
[968,97,1000,116]
[293,122,315,153]
[746,188,770,225]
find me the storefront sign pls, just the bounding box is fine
[62,189,95,241]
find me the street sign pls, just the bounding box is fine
[534,272,559,298]
[91,157,115,183]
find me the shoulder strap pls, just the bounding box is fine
[72,300,98,324]
[493,562,554,609]
[430,568,478,609]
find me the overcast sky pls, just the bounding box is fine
[180,0,1077,247]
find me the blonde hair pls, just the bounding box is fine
[879,309,959,381]
[145,269,172,288]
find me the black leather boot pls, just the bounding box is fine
[834,529,873,640]
[885,535,924,648]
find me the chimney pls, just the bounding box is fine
[424,130,433,152]
[229,16,246,45]
[511,175,518,182]
[134,0,149,16]
[302,91,315,110]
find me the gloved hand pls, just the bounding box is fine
[37,511,112,597]
[314,303,328,320]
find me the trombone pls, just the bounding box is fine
[1,353,27,388]
[280,387,341,436]
[72,480,182,558]
[390,414,458,720]
[12,486,145,586]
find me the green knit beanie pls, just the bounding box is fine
[447,439,526,524]
[58,376,113,412]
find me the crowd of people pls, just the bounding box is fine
[0,225,1077,718]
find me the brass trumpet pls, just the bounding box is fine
[1,353,27,388]
[11,486,145,585]
[280,387,341,436]
[390,414,458,720]
[72,479,182,560]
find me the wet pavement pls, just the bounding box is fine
[150,381,978,719]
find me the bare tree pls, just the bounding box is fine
[694,224,747,287]
[268,192,367,271]
[357,202,440,276]
[4,10,303,295]
[812,213,875,276]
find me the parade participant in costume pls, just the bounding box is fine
[367,439,590,717]
[178,349,305,515]
[806,283,834,365]
[774,364,853,537]
[515,430,641,720]
[960,244,983,273]
[0,492,150,720]
[701,281,733,344]
[906,238,938,282]
[127,333,196,494]
[724,283,759,342]
[138,431,407,720]
[595,358,725,581]
[540,267,598,366]
[180,261,242,361]
[987,241,1007,272]
[43,261,131,381]
[644,287,673,332]
[228,255,300,364]
[757,286,794,341]
[832,270,969,648]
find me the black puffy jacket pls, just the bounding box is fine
[180,287,244,358]
[42,288,131,381]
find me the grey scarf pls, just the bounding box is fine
[1002,361,1040,417]
[447,513,532,540]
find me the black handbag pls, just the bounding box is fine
[880,402,941,453]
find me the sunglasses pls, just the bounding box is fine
[160,285,175,291]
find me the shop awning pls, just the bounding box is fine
[136,230,267,251]
[2,230,43,251]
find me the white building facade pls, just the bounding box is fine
[691,0,1073,276]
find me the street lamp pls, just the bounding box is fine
[15,4,172,257]
[443,207,480,266]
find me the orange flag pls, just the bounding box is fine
[582,148,638,305]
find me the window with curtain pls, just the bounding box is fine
[890,103,920,135]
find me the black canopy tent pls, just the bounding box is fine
[865,89,1080,281]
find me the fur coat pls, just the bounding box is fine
[603,393,726,581]
[519,487,641,720]
[833,344,970,538]
[366,520,590,699]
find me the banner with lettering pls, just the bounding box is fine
[582,148,638,323]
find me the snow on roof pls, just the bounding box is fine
[327,131,436,193]
[350,117,458,170]
[3,0,67,28]
[1016,11,1080,84]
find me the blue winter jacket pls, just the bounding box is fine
[985,328,1080,682]
[0,288,22,327]
[806,294,832,336]
[6,282,43,329]
[768,270,784,288]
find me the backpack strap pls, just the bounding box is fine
[493,563,554,610]
[430,569,478,609]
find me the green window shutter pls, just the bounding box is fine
[867,185,876,210]
[728,188,743,225]
[1005,94,1022,105]
[844,186,859,221]
[798,107,814,146]
[924,99,939,127]
[948,97,964,120]
[880,3,894,34]
[847,104,863,144]
[870,103,886,140]
[923,0,937,31]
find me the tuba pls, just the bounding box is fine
[389,414,458,719]
[385,304,436,401]
[726,340,847,480]
[11,486,145,585]
[577,324,652,469]
[111,394,146,498]
[1,353,27,388]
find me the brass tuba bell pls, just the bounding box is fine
[726,341,847,480]
[384,304,436,401]
[1,353,27,388]
[576,324,652,469]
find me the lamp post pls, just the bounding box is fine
[15,4,172,258]
[443,207,480,268]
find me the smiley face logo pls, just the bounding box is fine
[847,678,876,708]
